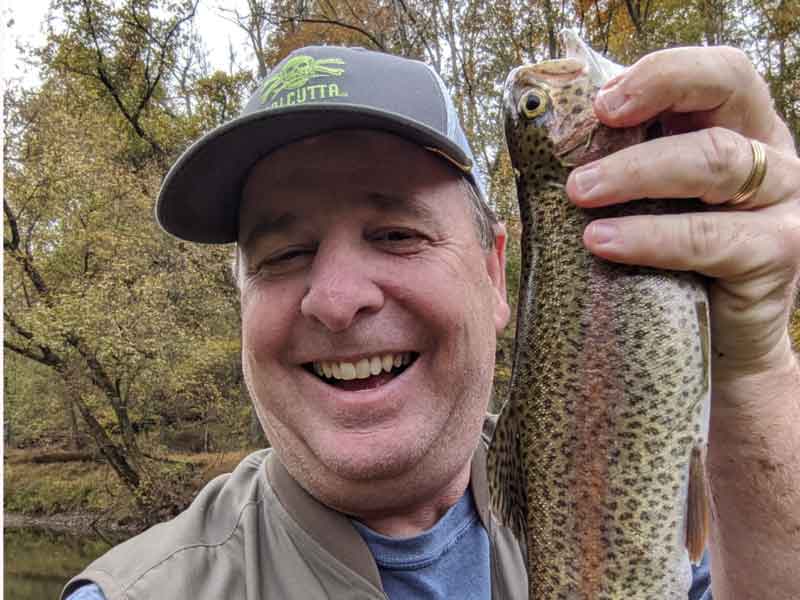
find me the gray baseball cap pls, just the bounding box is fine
[156,45,487,243]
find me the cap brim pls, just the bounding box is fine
[156,104,473,243]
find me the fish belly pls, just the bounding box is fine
[494,190,710,599]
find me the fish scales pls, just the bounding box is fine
[488,32,711,600]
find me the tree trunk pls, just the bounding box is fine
[542,0,558,59]
[66,397,83,450]
[111,391,140,459]
[70,390,141,490]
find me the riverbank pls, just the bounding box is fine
[4,512,130,534]
[4,447,254,536]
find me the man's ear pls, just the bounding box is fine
[486,222,511,333]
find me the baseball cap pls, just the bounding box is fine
[156,45,487,243]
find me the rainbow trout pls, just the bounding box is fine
[487,31,711,599]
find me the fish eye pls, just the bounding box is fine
[519,90,548,119]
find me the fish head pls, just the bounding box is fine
[503,30,645,184]
[502,58,596,184]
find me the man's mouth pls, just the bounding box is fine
[304,352,418,390]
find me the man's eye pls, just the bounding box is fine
[251,247,313,277]
[370,229,428,255]
[373,229,417,243]
[270,248,310,263]
[383,231,411,241]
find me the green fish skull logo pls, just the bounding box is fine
[260,56,346,103]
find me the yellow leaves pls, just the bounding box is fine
[192,71,254,130]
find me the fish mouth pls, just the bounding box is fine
[560,28,625,86]
[528,57,586,78]
[303,352,419,391]
[505,30,624,92]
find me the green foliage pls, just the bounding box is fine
[131,459,200,524]
[5,355,69,446]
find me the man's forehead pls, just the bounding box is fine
[250,130,428,175]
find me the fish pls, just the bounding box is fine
[487,30,712,599]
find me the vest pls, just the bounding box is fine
[61,434,527,599]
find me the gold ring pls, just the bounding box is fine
[728,139,767,205]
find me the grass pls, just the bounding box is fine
[4,457,123,516]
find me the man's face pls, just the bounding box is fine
[238,130,510,515]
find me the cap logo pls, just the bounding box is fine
[260,55,349,107]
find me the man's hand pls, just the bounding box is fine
[565,46,800,386]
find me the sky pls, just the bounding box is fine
[2,0,256,86]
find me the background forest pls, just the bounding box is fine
[5,0,800,525]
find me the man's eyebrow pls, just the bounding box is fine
[366,191,437,223]
[241,192,438,248]
[241,213,298,249]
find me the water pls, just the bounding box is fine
[4,526,115,599]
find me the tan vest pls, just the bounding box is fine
[61,436,527,599]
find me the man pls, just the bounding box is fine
[63,44,799,599]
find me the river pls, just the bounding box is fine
[4,526,116,599]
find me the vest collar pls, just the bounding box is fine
[264,441,493,587]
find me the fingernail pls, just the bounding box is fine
[587,222,619,245]
[573,167,600,196]
[596,88,627,115]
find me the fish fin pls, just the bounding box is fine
[686,445,711,565]
[486,402,528,543]
[695,301,710,396]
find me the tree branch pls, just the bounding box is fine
[623,0,643,35]
[4,199,49,297]
[282,16,387,50]
[393,0,435,61]
[4,340,50,365]
[79,0,166,157]
[4,198,20,251]
[129,1,198,124]
[4,312,65,370]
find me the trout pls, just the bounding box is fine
[487,31,711,599]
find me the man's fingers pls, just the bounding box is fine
[567,127,800,210]
[582,210,800,281]
[594,46,795,151]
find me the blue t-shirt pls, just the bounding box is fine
[67,491,713,599]
[352,489,492,599]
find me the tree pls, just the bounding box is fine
[4,0,246,507]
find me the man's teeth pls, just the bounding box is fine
[313,353,412,381]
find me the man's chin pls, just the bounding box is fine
[306,419,429,476]
[319,445,421,483]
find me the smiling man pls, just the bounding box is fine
[238,130,509,536]
[64,45,800,600]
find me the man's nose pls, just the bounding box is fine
[300,239,384,332]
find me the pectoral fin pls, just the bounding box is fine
[686,445,710,565]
